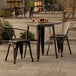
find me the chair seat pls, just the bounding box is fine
[50,34,67,39]
[9,39,29,43]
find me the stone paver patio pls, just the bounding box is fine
[0,13,76,76]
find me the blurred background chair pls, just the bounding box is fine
[46,21,72,57]
[1,26,34,64]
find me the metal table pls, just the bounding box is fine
[27,22,62,61]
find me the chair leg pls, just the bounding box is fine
[57,38,61,53]
[66,38,72,55]
[46,41,50,55]
[60,39,64,57]
[19,44,23,59]
[24,44,27,58]
[56,37,64,57]
[5,44,11,61]
[28,42,33,62]
[46,38,53,55]
[14,47,18,64]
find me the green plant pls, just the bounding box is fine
[1,21,14,40]
[25,0,34,8]
[0,8,13,17]
[4,8,13,17]
[20,31,35,40]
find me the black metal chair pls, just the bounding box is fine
[3,27,33,64]
[46,21,72,57]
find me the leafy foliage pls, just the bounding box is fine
[1,21,14,40]
[0,8,13,17]
[20,31,35,40]
[25,0,34,8]
[0,20,35,40]
[44,0,54,4]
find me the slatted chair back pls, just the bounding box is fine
[3,27,26,40]
[62,21,72,35]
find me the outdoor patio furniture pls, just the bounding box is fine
[3,27,33,64]
[46,21,72,57]
[27,22,62,61]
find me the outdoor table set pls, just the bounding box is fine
[27,19,62,61]
[4,18,72,64]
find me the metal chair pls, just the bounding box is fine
[3,27,33,64]
[46,21,72,57]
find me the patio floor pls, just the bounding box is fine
[0,12,76,76]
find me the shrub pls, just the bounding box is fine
[1,21,14,40]
[0,9,4,17]
[20,31,35,40]
[4,8,13,17]
[0,8,13,17]
[0,21,35,40]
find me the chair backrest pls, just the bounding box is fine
[10,28,27,40]
[62,21,71,35]
[3,27,26,40]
